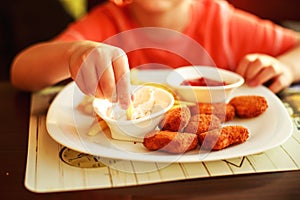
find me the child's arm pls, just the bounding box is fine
[11,40,131,109]
[11,41,76,91]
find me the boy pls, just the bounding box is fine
[11,0,300,109]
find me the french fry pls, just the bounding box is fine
[126,100,133,120]
[87,119,108,136]
[77,96,95,116]
[174,100,196,107]
[142,82,178,100]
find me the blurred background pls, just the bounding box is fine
[0,0,299,81]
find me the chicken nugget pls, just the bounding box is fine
[159,105,191,132]
[189,103,235,122]
[229,95,268,118]
[143,130,198,154]
[198,126,249,150]
[184,114,221,134]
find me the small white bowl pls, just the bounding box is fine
[166,66,244,103]
[93,85,174,142]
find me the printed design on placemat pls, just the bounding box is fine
[60,146,251,170]
[279,87,300,130]
[59,147,106,168]
[223,157,246,167]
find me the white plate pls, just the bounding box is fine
[46,81,293,163]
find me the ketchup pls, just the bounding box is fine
[181,77,226,86]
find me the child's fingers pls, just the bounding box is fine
[112,54,131,110]
[247,67,276,86]
[243,59,267,82]
[98,65,117,102]
[235,57,249,77]
[267,77,283,93]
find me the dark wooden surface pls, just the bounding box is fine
[228,0,300,23]
[1,81,300,200]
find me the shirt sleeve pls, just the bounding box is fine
[227,5,297,62]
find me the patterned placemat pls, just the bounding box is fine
[24,85,300,193]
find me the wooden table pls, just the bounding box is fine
[1,81,300,200]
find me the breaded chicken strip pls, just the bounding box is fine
[143,130,198,154]
[198,126,249,150]
[159,105,191,132]
[229,95,268,118]
[189,103,235,122]
[184,114,221,134]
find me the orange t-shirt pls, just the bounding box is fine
[55,0,296,71]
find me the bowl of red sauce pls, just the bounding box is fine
[166,66,244,103]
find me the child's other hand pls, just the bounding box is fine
[235,53,293,93]
[69,42,131,109]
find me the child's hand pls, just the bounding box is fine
[235,53,293,93]
[69,42,131,109]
